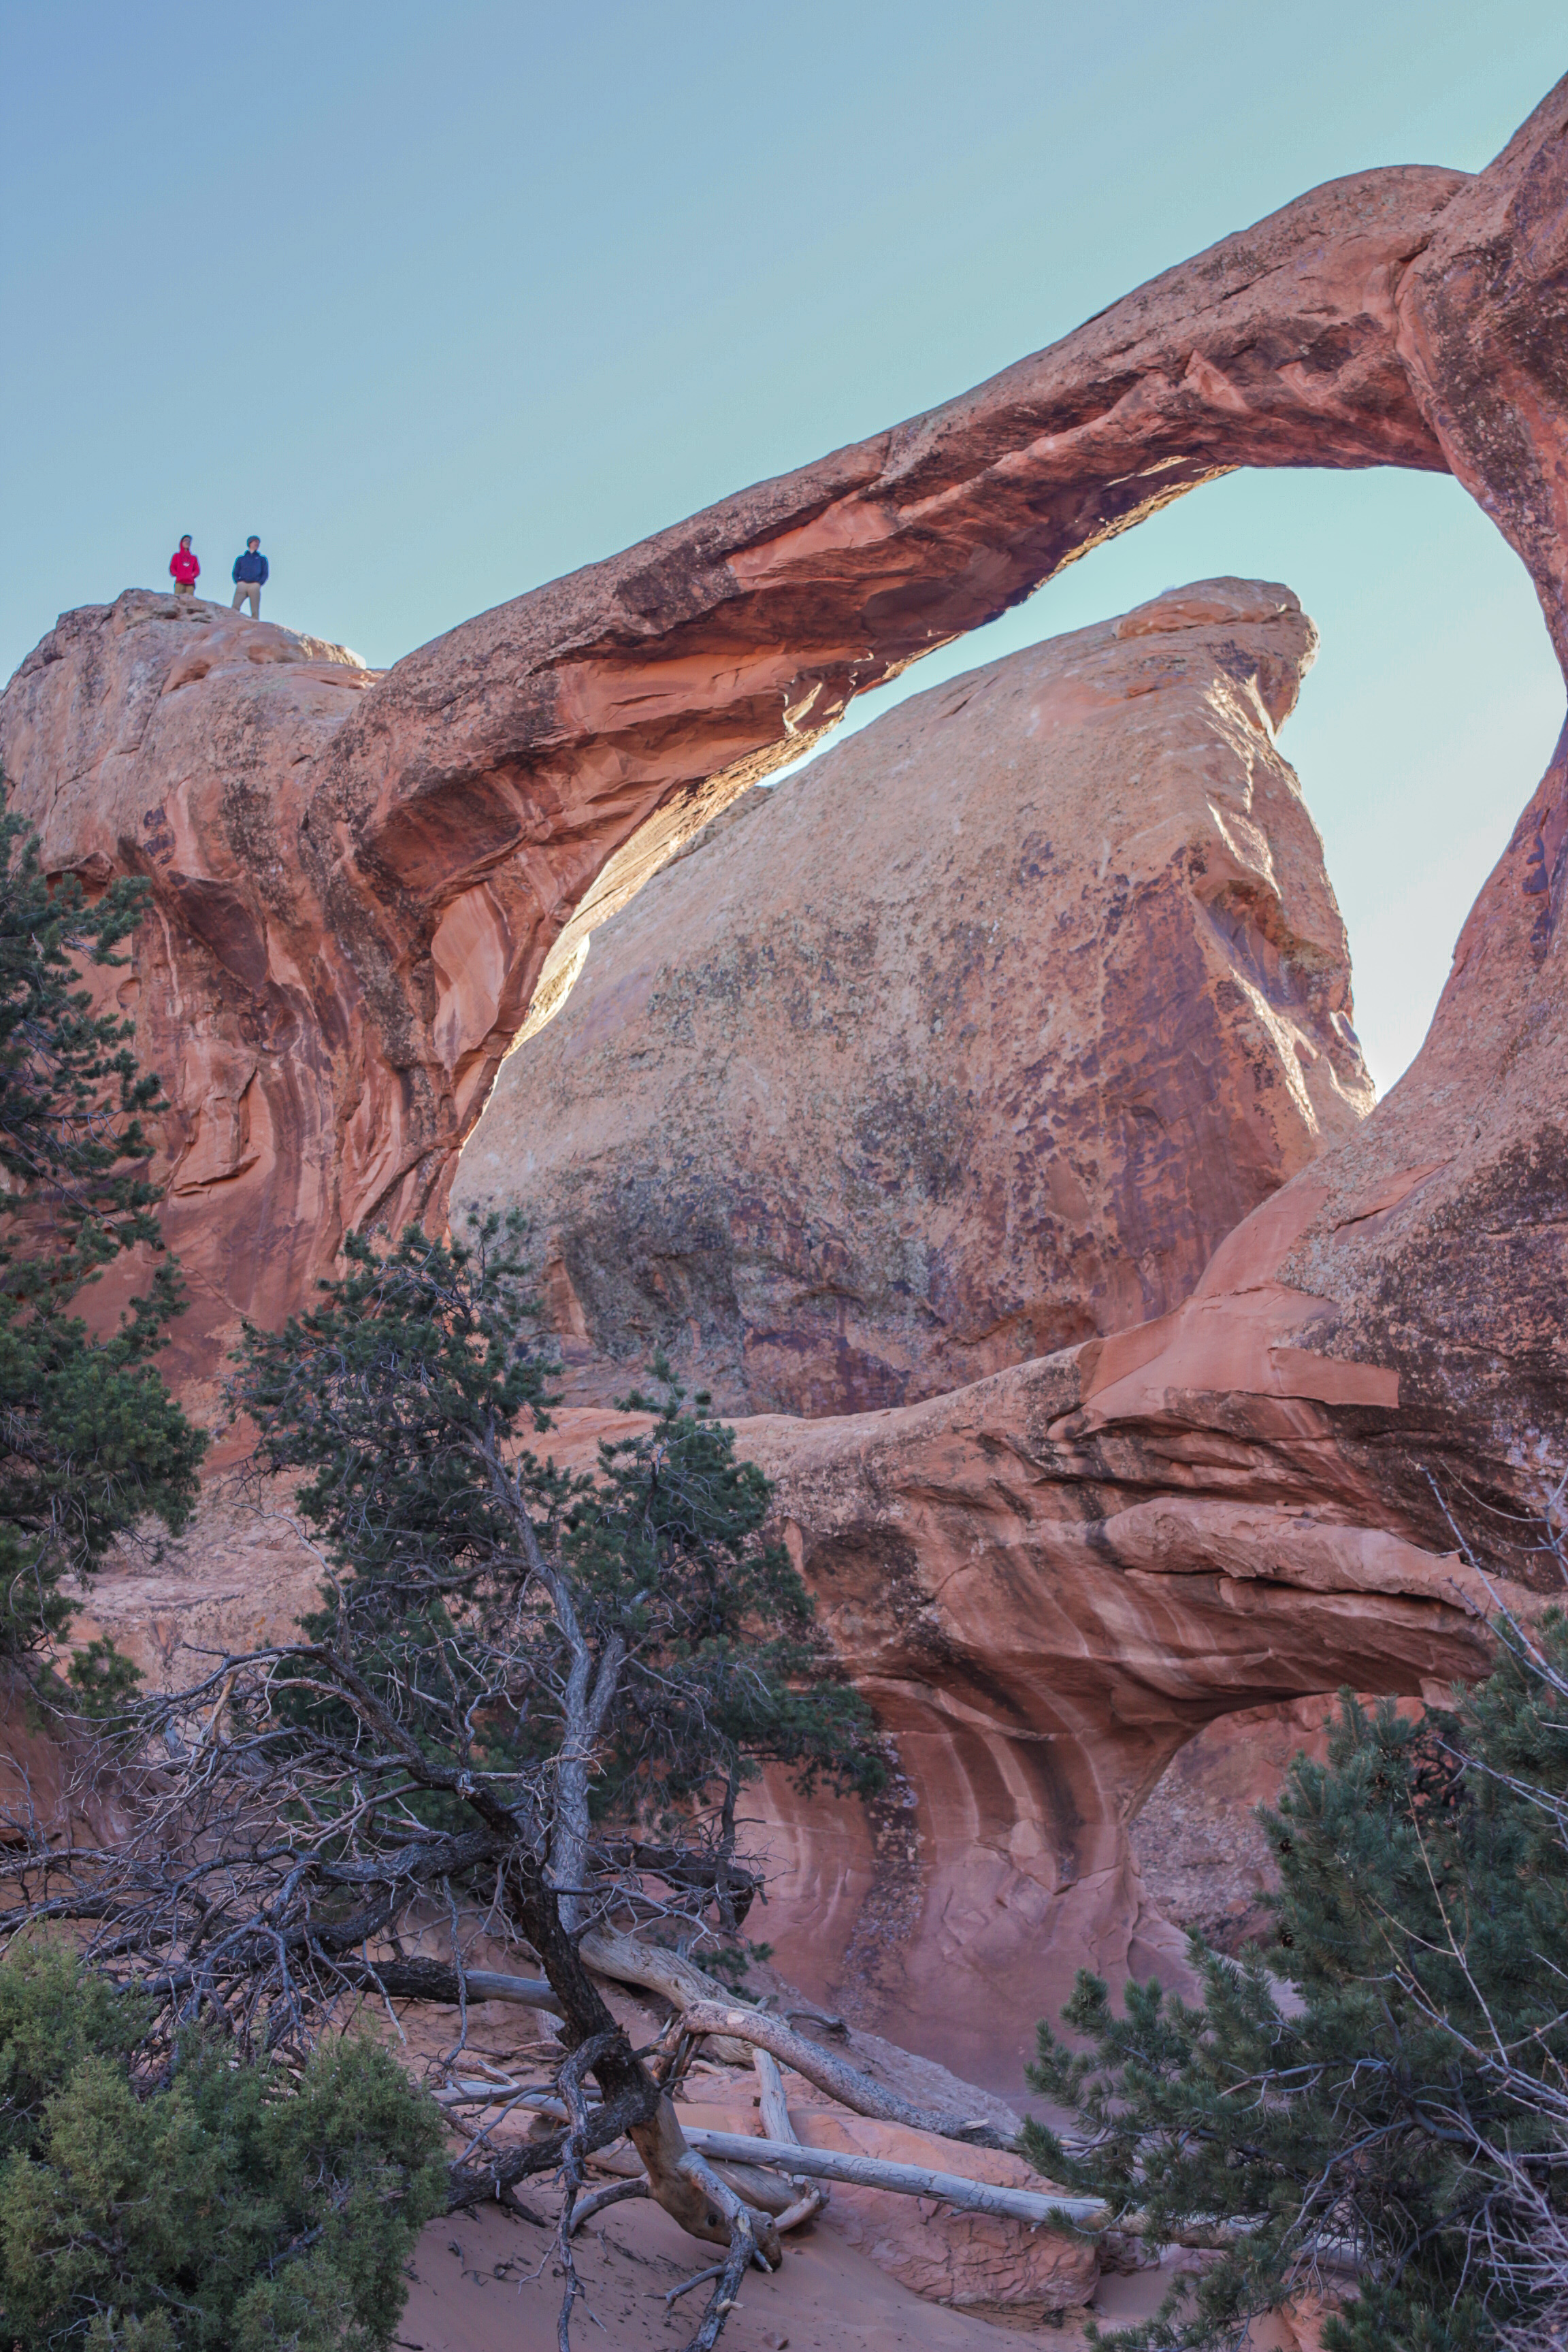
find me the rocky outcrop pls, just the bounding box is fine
[456,579,1371,1415]
[728,743,1568,2079]
[2,80,1564,1407]
[725,740,1568,2078]
[5,80,1566,2095]
[669,1352,1525,2088]
[1128,1696,1384,1953]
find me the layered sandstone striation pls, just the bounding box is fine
[725,706,1568,2079]
[506,1373,1526,2089]
[456,579,1371,1414]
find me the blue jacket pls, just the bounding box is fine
[232,549,269,584]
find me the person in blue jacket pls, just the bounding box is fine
[231,538,269,617]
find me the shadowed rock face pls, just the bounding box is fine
[519,1350,1528,2089]
[456,580,1373,1414]
[2,79,1566,2087]
[2,79,1563,1405]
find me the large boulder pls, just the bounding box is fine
[455,578,1371,1414]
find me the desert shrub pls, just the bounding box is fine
[0,1944,446,2352]
[1024,1613,1568,2351]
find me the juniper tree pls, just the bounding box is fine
[1024,1610,1568,2352]
[5,1215,882,2349]
[0,1941,446,2352]
[0,791,203,1667]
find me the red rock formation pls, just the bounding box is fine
[733,606,1568,2078]
[3,79,1565,2095]
[500,1360,1524,2090]
[2,79,1562,1409]
[1127,1695,1401,1953]
[455,578,1372,1414]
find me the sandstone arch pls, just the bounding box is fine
[3,76,1566,2091]
[2,80,1563,1406]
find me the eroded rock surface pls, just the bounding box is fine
[457,580,1370,1414]
[3,80,1563,1405]
[1128,1697,1375,1952]
[4,79,1566,2096]
[725,1354,1528,2087]
[730,755,1568,2080]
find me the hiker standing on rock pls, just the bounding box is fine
[168,535,200,600]
[231,536,268,617]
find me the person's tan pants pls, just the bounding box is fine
[231,582,261,617]
[173,580,195,599]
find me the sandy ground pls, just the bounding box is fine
[399,2189,1205,2351]
[404,2193,1071,2350]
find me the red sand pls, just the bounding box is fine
[404,2195,1064,2351]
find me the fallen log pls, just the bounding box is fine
[680,2129,1110,2231]
[680,1999,1011,2150]
[431,2079,1279,2253]
[753,2049,794,2146]
[578,1928,753,2060]
[341,1957,564,2014]
[579,1927,731,2008]
[752,2048,828,2232]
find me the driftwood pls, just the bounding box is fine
[680,1997,1010,2149]
[342,1957,564,2014]
[751,2048,829,2232]
[681,2130,1110,2230]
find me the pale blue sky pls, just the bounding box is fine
[2,4,1563,1092]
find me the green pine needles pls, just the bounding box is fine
[1024,1614,1568,2351]
[0,791,203,1663]
[8,1211,885,2061]
[0,1944,445,2352]
[232,1211,881,1928]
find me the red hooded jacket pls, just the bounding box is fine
[169,545,200,587]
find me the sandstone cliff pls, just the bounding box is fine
[4,77,1565,2097]
[455,579,1371,1415]
[2,80,1562,1411]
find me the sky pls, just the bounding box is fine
[2,3,1563,1094]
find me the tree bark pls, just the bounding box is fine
[512,1876,781,2267]
[681,2130,1109,2230]
[625,2095,783,2263]
[680,1997,1010,2149]
[751,2048,828,2231]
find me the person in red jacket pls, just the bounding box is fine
[169,536,200,599]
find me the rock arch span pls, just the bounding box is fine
[1,77,1563,1410]
[3,76,1567,2087]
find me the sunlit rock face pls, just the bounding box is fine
[456,579,1372,1415]
[3,80,1561,1409]
[3,76,1565,2093]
